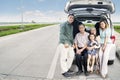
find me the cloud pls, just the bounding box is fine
[111,14,120,22]
[1,10,119,23]
[0,15,21,22]
[0,10,67,22]
[23,10,67,22]
[38,0,45,2]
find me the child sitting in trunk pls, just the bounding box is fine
[87,33,100,73]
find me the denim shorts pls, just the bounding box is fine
[87,49,97,55]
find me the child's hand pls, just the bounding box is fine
[93,45,96,48]
[94,45,99,49]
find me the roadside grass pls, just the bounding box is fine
[0,23,119,37]
[0,24,55,37]
[114,25,120,33]
[85,23,94,27]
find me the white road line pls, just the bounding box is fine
[47,46,60,79]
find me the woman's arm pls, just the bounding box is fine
[74,43,80,54]
[74,43,79,51]
[103,31,108,51]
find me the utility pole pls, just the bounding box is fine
[20,0,24,29]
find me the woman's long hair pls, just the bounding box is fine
[99,20,109,29]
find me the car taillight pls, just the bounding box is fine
[111,36,116,44]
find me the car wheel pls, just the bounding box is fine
[108,60,114,65]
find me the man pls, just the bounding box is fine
[56,14,75,77]
[74,24,89,76]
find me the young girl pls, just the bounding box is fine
[87,34,100,72]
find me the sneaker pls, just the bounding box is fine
[76,70,83,75]
[62,72,71,77]
[67,69,74,73]
[85,71,89,76]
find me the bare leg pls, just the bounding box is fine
[91,55,95,72]
[95,53,100,74]
[87,54,91,72]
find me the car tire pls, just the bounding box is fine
[108,60,114,65]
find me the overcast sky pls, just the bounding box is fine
[0,0,120,22]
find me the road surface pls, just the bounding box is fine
[0,25,120,80]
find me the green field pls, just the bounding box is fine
[85,24,94,27]
[85,23,120,33]
[114,25,120,33]
[0,24,55,37]
[0,23,119,37]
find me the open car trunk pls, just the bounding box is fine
[64,0,115,28]
[65,0,115,14]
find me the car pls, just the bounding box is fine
[65,0,116,65]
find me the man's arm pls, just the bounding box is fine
[59,24,67,44]
[59,23,71,48]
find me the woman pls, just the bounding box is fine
[99,20,112,78]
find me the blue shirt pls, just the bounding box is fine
[99,28,112,44]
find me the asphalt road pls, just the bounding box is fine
[0,25,120,80]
